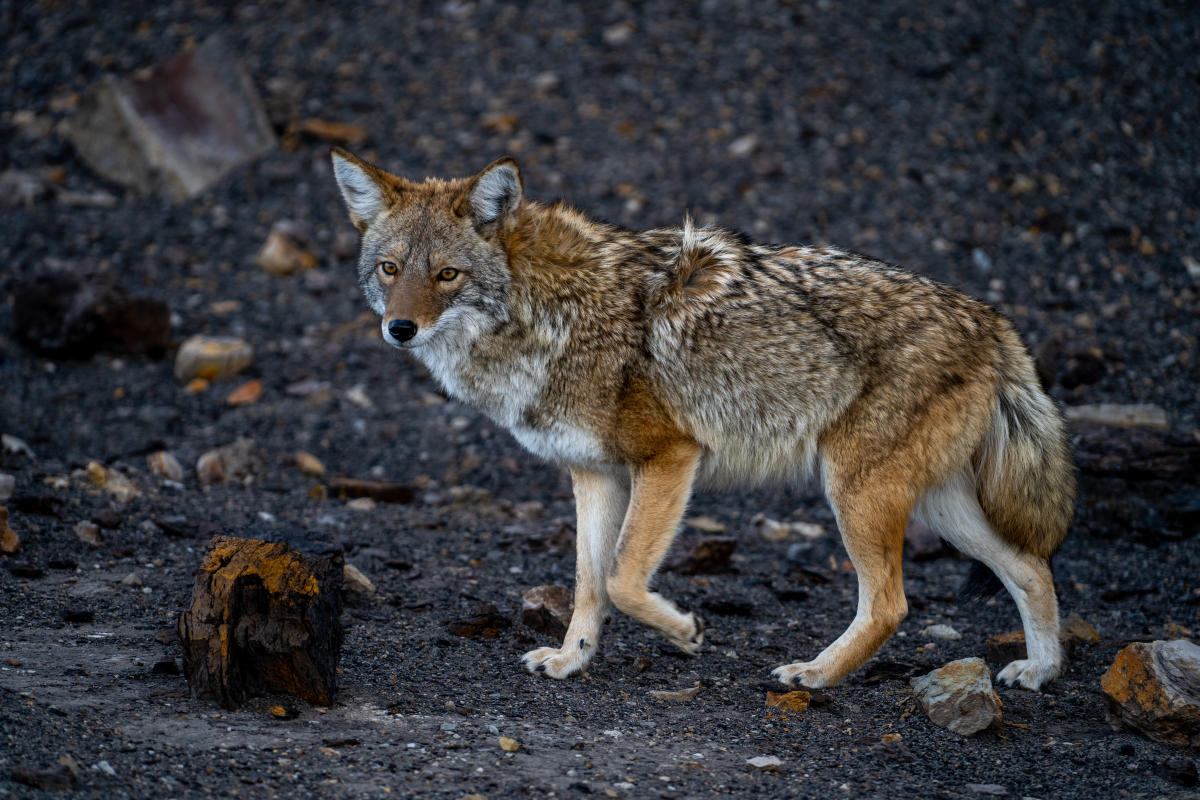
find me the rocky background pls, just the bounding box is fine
[2,1,1198,798]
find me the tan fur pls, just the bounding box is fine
[330,149,1076,690]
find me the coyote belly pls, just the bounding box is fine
[331,147,1075,691]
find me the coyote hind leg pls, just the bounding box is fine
[774,473,910,688]
[917,471,1061,690]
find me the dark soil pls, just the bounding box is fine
[2,1,1198,798]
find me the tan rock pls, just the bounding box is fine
[147,451,185,482]
[1101,640,1200,748]
[174,335,253,382]
[1064,403,1168,430]
[911,657,1003,736]
[498,736,520,752]
[342,564,376,597]
[257,228,317,276]
[85,461,141,503]
[766,690,810,712]
[650,685,701,702]
[294,451,326,478]
[196,438,265,485]
[226,378,263,406]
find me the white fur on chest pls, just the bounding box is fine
[414,308,606,467]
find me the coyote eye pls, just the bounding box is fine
[379,261,398,276]
[437,267,460,281]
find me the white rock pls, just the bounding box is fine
[747,755,783,769]
[911,657,1002,736]
[921,624,963,641]
[1064,403,1168,430]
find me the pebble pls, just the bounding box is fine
[765,690,810,712]
[1064,403,1168,430]
[85,462,141,503]
[258,226,317,276]
[2,434,35,459]
[0,473,14,501]
[147,451,185,482]
[685,515,726,533]
[921,624,963,641]
[74,521,102,547]
[195,438,265,485]
[226,379,264,406]
[120,573,142,587]
[746,755,783,769]
[294,450,326,477]
[649,685,700,702]
[499,736,520,752]
[174,335,254,382]
[342,563,376,596]
[964,784,1008,796]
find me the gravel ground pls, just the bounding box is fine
[2,1,1198,798]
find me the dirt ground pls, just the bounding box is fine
[2,1,1198,798]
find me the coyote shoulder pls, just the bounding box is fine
[331,149,1075,691]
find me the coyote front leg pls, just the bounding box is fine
[606,442,705,653]
[522,466,629,678]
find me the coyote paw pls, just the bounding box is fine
[521,645,591,679]
[665,612,705,655]
[772,660,836,688]
[997,659,1058,691]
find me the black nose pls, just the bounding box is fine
[388,319,418,342]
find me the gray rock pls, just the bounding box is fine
[1101,640,1200,748]
[911,657,1003,736]
[61,35,275,201]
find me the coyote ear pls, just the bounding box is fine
[462,157,523,230]
[330,147,396,232]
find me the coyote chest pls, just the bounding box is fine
[416,325,609,468]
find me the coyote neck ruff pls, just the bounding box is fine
[332,148,1076,693]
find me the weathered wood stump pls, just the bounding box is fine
[178,535,344,710]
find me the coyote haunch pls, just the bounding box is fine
[331,149,1075,691]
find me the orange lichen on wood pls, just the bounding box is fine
[178,535,344,710]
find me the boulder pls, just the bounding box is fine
[1101,640,1200,748]
[61,35,275,200]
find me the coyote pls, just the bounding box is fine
[331,149,1075,691]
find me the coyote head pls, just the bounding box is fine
[330,149,519,349]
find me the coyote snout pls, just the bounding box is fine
[385,319,418,344]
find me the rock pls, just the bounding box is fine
[327,477,415,504]
[85,462,141,503]
[964,784,1009,796]
[346,497,376,511]
[74,521,102,547]
[0,473,15,501]
[12,273,170,358]
[0,507,18,554]
[1065,403,1169,430]
[911,657,1003,736]
[1061,613,1101,643]
[665,535,736,575]
[746,755,783,770]
[1101,640,1200,748]
[0,168,52,209]
[226,379,263,406]
[1158,756,1199,787]
[61,35,275,200]
[10,763,75,791]
[870,737,915,762]
[195,438,265,485]
[121,572,143,587]
[750,513,790,542]
[498,736,520,752]
[174,336,254,382]
[685,515,726,533]
[728,133,759,158]
[445,603,512,639]
[342,563,376,597]
[257,226,317,276]
[147,451,185,482]
[294,451,326,477]
[520,584,573,637]
[2,434,35,459]
[177,535,345,710]
[649,685,701,702]
[921,624,963,641]
[766,690,810,712]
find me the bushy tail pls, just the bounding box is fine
[972,354,1075,560]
